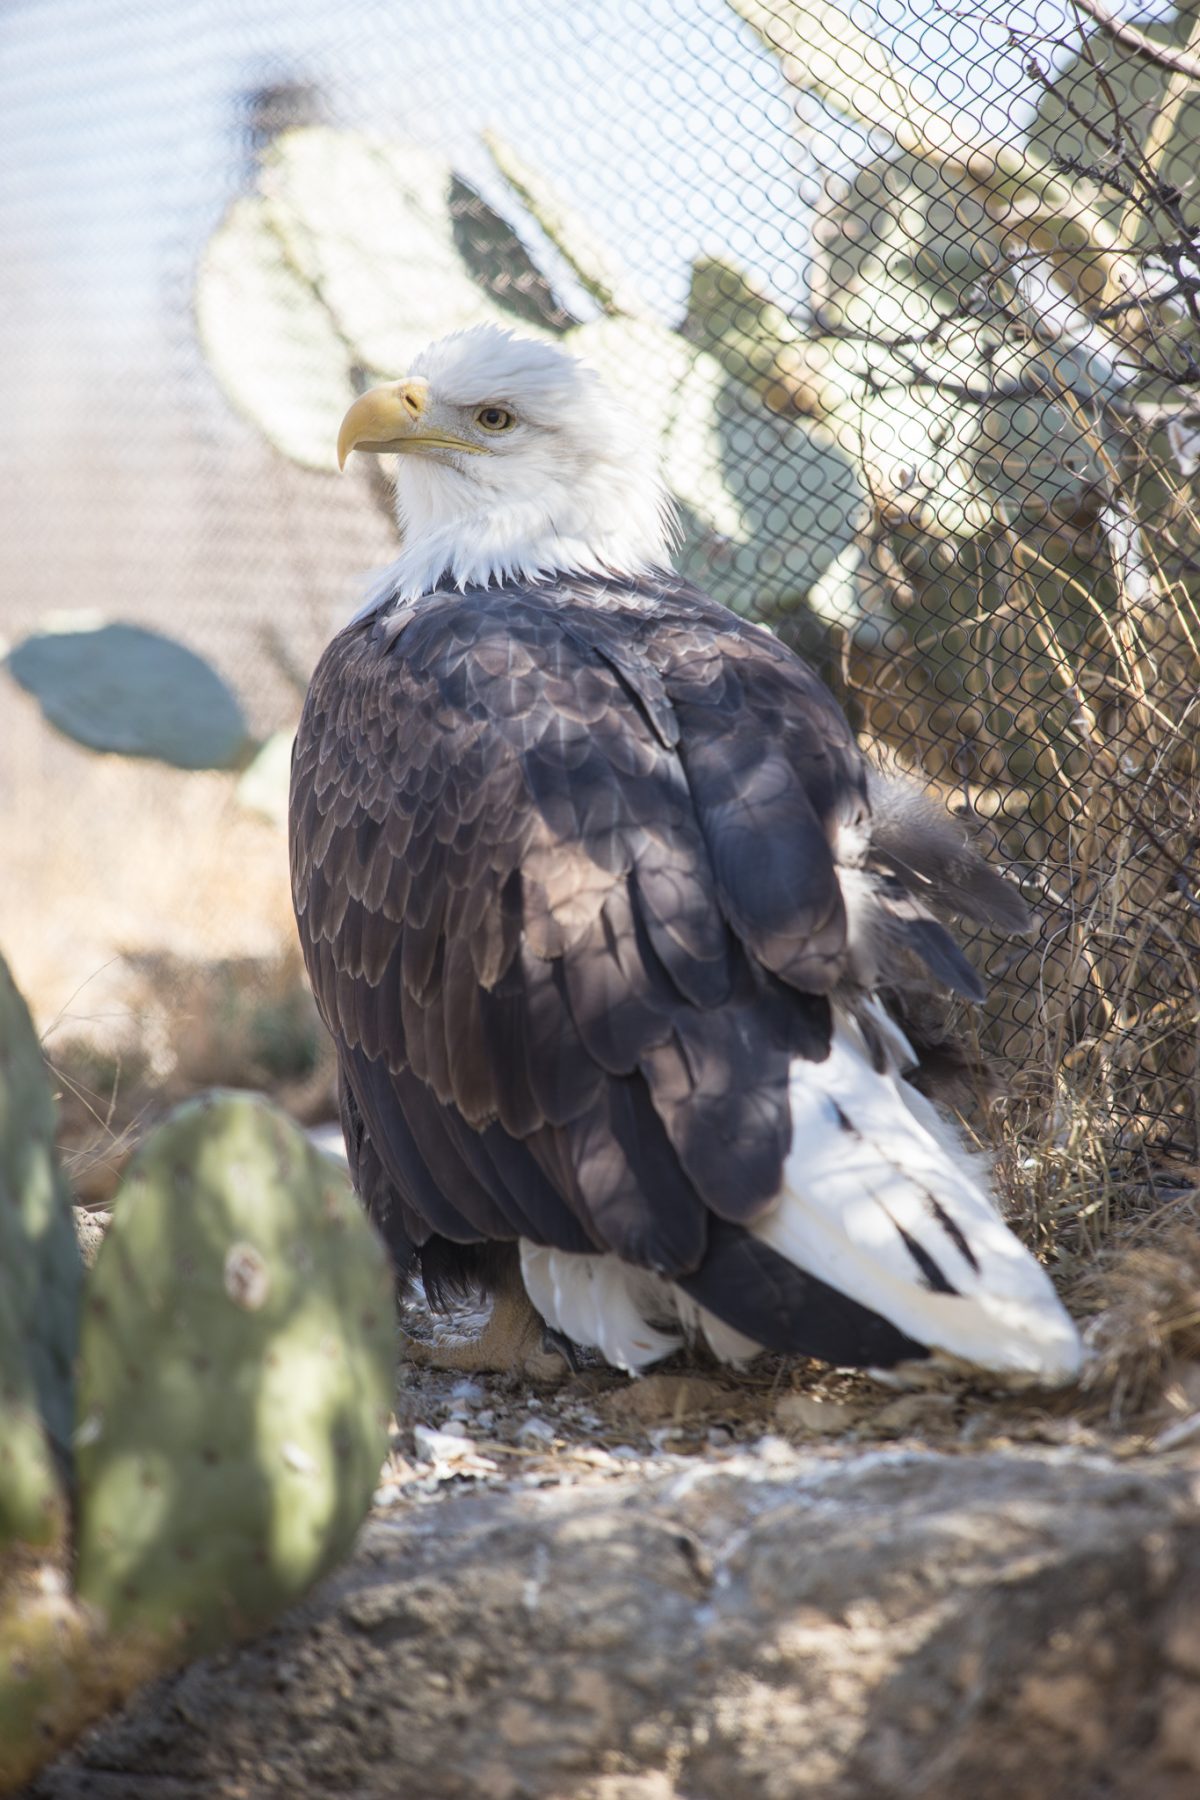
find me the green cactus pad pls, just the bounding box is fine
[7,621,251,772]
[196,126,558,473]
[0,953,79,1548]
[235,728,295,829]
[74,1091,395,1656]
[571,312,861,615]
[483,130,641,318]
[0,1318,64,1550]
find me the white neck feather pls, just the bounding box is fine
[387,429,676,600]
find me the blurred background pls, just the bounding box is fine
[3,0,1199,1268]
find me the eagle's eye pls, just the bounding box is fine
[475,405,517,433]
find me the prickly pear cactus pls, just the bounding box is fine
[0,1308,59,1549]
[7,620,252,772]
[0,964,397,1794]
[73,1090,396,1656]
[0,949,89,1795]
[0,952,80,1548]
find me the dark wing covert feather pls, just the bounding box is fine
[291,573,868,1288]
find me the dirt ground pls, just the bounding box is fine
[19,1333,1200,1800]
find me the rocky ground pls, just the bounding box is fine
[22,1319,1200,1800]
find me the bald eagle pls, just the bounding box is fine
[290,324,1080,1385]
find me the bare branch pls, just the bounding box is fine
[1069,0,1200,85]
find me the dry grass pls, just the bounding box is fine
[1078,1211,1200,1429]
[2,705,296,1020]
[1,707,330,1204]
[849,510,1200,1137]
[832,438,1200,1430]
[45,948,335,1207]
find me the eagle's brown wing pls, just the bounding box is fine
[290,573,928,1363]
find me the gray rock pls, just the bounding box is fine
[22,1445,1200,1799]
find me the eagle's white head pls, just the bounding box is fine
[337,325,677,600]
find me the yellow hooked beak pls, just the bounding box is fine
[336,378,484,469]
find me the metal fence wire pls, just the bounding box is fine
[2,0,1199,1169]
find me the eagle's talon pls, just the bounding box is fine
[397,1282,570,1384]
[540,1325,582,1373]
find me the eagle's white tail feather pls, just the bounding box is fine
[519,1243,681,1372]
[748,1009,1081,1383]
[519,1005,1080,1384]
[519,1246,762,1370]
[668,1288,762,1364]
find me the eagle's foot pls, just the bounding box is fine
[402,1281,571,1384]
[541,1324,582,1374]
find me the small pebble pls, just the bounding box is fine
[776,1394,859,1434]
[413,1424,476,1463]
[516,1417,556,1445]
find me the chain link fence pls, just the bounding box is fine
[2,0,1198,1182]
